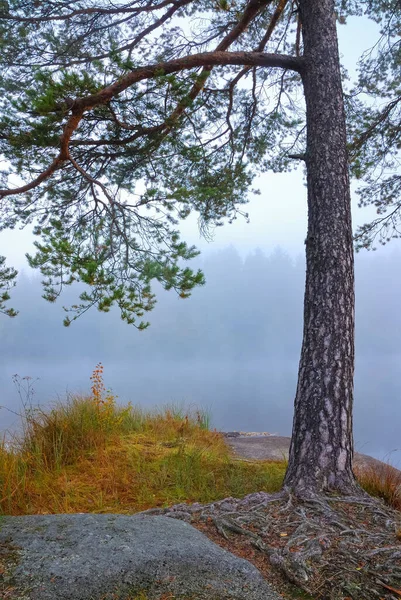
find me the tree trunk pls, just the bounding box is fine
[284,0,358,494]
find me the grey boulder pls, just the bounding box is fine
[0,513,281,600]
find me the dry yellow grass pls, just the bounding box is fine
[354,461,401,511]
[1,364,399,516]
[0,365,285,515]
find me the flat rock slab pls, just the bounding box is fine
[225,435,401,474]
[0,513,282,600]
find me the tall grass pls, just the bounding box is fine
[355,462,401,510]
[1,364,399,516]
[0,364,285,515]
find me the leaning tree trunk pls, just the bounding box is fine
[284,0,358,494]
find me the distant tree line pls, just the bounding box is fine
[2,246,400,363]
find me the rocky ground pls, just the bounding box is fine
[0,513,282,600]
[152,489,401,599]
[223,432,400,474]
[147,434,401,599]
[2,433,400,600]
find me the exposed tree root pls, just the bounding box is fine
[146,490,401,599]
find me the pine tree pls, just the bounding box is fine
[0,0,399,495]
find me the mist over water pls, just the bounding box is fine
[1,246,400,466]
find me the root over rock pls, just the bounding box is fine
[147,490,401,599]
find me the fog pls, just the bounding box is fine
[1,246,400,466]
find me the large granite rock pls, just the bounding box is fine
[0,513,281,600]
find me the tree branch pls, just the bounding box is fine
[2,0,185,22]
[101,0,271,140]
[348,96,401,157]
[0,50,303,199]
[77,51,304,112]
[288,153,306,160]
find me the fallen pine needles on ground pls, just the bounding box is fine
[150,489,401,600]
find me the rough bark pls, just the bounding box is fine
[284,0,357,494]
